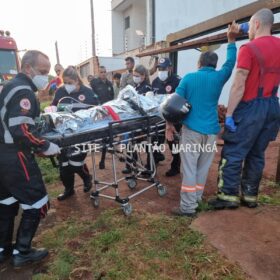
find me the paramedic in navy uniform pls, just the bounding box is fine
[52,66,99,201]
[152,58,182,176]
[0,50,61,267]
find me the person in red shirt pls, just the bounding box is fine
[209,8,280,209]
[46,64,64,96]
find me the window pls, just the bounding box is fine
[125,16,130,30]
[80,63,90,78]
[0,50,18,75]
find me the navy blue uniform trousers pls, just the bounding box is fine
[218,95,279,201]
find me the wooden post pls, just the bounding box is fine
[55,41,60,64]
[276,144,280,183]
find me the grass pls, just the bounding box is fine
[37,156,59,185]
[33,210,245,280]
[40,101,51,112]
[259,179,280,206]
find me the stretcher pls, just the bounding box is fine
[40,87,168,215]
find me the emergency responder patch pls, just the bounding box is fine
[78,94,85,101]
[165,85,172,93]
[20,98,31,110]
[159,58,165,63]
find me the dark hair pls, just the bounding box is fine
[125,57,135,64]
[199,51,218,68]
[113,73,121,79]
[54,63,63,69]
[63,66,83,85]
[21,50,49,70]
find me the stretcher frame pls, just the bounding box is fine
[89,115,167,215]
[44,115,167,215]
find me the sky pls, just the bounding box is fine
[0,0,112,75]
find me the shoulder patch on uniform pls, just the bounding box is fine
[78,94,85,101]
[165,85,172,93]
[20,98,31,110]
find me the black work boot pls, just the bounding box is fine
[122,167,132,174]
[75,165,92,192]
[83,175,92,193]
[153,151,165,164]
[165,168,180,177]
[208,198,239,210]
[12,211,48,268]
[99,161,105,170]
[122,162,132,174]
[241,199,258,208]
[58,168,75,201]
[241,184,259,208]
[57,188,75,201]
[0,218,14,263]
[0,245,13,263]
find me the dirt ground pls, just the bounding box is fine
[0,134,279,280]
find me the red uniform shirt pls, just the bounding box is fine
[237,36,280,102]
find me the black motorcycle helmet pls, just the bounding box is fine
[160,93,191,124]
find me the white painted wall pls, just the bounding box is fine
[112,0,146,54]
[112,10,125,55]
[154,0,280,105]
[99,57,126,71]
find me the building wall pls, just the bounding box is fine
[76,56,126,84]
[112,10,125,55]
[154,0,258,105]
[112,0,146,54]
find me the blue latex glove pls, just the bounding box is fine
[50,83,57,91]
[225,116,237,132]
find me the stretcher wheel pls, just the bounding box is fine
[127,178,137,190]
[91,197,100,208]
[157,185,167,197]
[122,203,132,216]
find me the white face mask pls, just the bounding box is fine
[133,76,142,84]
[158,71,169,81]
[64,84,76,94]
[32,75,49,90]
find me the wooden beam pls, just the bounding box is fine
[166,0,280,44]
[137,23,280,57]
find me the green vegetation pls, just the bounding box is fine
[33,210,245,280]
[259,180,280,206]
[37,156,59,185]
[40,101,51,112]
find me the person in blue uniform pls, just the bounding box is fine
[90,66,114,105]
[209,9,280,209]
[122,65,152,174]
[52,66,99,201]
[133,64,152,95]
[0,50,61,267]
[89,66,114,169]
[152,58,182,176]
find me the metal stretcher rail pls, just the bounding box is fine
[43,115,167,215]
[88,115,167,215]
